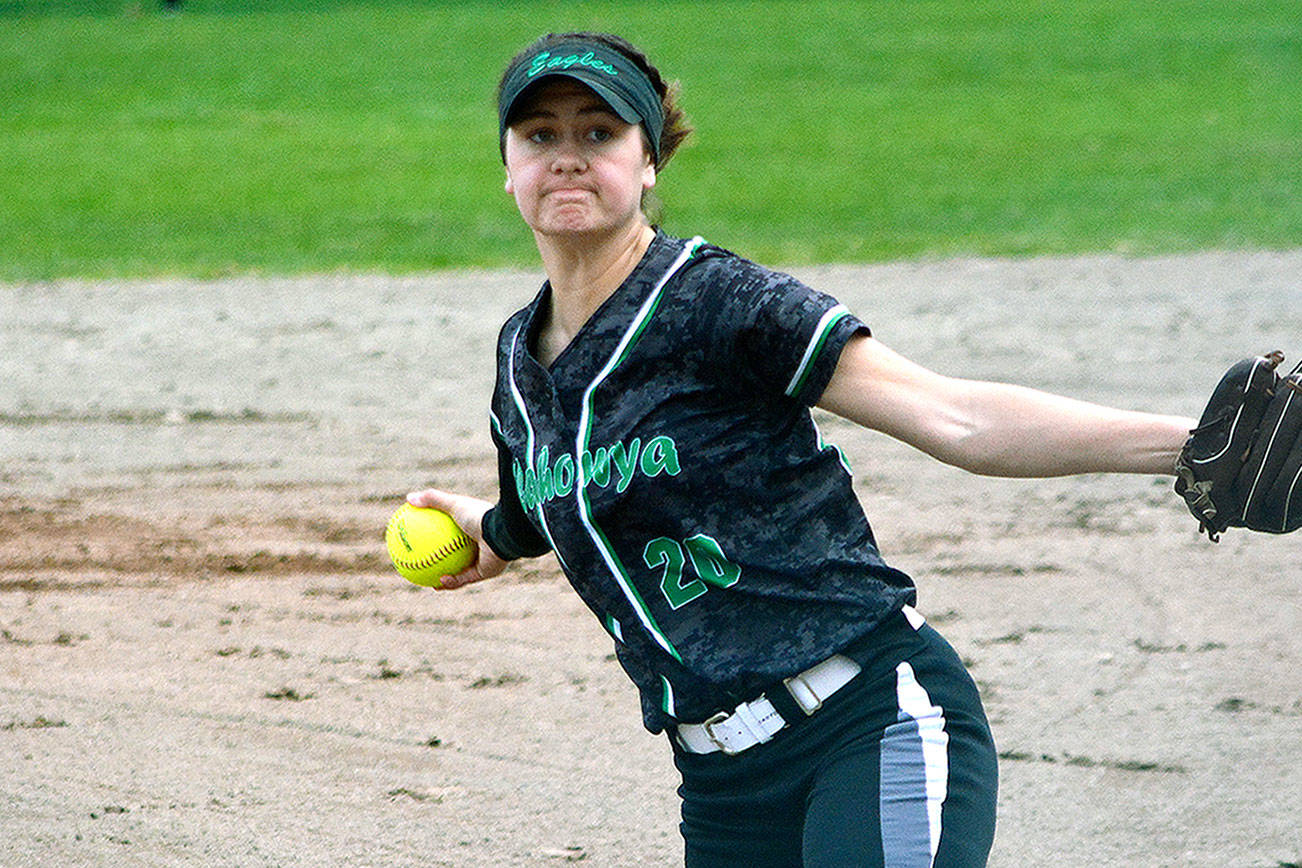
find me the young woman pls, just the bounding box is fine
[408,32,1196,867]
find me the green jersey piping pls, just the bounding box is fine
[784,303,851,400]
[507,326,569,572]
[660,675,677,716]
[575,236,705,663]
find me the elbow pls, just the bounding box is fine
[930,437,1014,477]
[951,448,1038,478]
[912,411,1004,475]
[922,417,1039,478]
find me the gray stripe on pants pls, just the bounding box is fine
[879,718,932,868]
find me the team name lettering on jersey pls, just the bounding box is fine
[514,436,681,511]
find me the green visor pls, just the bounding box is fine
[498,40,664,163]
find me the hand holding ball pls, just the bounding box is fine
[385,504,476,587]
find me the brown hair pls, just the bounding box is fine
[497,31,693,172]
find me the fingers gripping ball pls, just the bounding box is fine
[385,504,476,587]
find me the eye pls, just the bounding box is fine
[587,126,614,144]
[527,128,556,145]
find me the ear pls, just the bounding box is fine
[642,157,656,191]
[504,166,514,195]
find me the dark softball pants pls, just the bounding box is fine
[672,612,998,867]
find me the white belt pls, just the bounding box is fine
[675,653,862,755]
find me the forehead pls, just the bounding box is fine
[511,77,619,119]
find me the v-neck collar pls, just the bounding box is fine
[522,230,682,375]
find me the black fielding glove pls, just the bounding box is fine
[1175,351,1302,541]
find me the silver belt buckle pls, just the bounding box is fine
[701,710,739,755]
[783,671,823,715]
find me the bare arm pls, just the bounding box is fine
[818,335,1195,478]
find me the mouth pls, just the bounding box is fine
[545,186,596,199]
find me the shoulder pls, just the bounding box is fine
[674,239,851,335]
[664,236,868,404]
[664,238,814,326]
[495,285,547,352]
[491,285,548,409]
[677,239,787,290]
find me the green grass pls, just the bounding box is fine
[1,0,1299,280]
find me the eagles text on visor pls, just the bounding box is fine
[499,40,665,164]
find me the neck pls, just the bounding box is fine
[535,221,656,338]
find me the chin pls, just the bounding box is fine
[536,218,613,238]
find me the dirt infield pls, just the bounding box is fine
[2,251,1300,867]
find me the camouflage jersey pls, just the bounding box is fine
[482,230,916,733]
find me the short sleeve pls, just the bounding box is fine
[696,255,869,406]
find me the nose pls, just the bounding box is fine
[549,134,588,174]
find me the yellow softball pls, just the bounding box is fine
[385,504,476,588]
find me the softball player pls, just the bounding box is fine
[410,31,1197,867]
